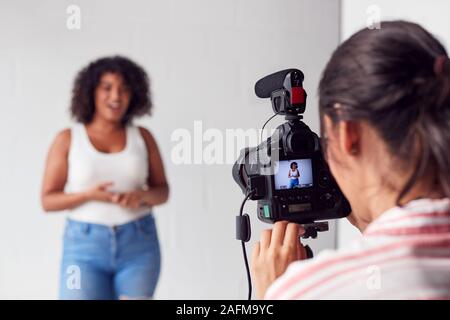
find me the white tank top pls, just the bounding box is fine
[66,123,150,226]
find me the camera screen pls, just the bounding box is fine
[274,159,313,190]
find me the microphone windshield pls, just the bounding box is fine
[254,69,303,98]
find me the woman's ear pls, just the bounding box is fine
[323,106,361,156]
[338,120,361,156]
[322,114,334,135]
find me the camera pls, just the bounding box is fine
[232,69,351,238]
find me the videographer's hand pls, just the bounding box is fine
[251,221,307,300]
[85,182,116,202]
[112,190,146,210]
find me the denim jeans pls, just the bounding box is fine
[59,214,161,300]
[289,178,299,189]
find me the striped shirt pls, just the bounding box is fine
[265,198,450,300]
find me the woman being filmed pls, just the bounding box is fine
[288,162,300,189]
[41,56,169,300]
[252,21,450,299]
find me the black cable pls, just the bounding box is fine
[260,112,280,145]
[239,191,254,300]
[239,109,317,299]
[239,113,280,300]
[241,241,251,300]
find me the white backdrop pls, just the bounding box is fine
[338,0,450,248]
[0,0,341,299]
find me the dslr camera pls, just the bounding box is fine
[232,69,351,239]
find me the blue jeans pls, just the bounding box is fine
[59,214,161,300]
[289,178,299,189]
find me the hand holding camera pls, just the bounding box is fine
[251,221,307,299]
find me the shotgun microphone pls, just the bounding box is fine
[254,68,304,98]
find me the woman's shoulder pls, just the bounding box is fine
[136,126,157,147]
[53,128,71,146]
[54,123,84,142]
[48,128,72,155]
[136,126,152,137]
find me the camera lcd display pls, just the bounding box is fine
[274,159,313,190]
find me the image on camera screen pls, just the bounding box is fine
[274,159,313,190]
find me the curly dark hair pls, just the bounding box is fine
[290,162,298,169]
[70,56,152,125]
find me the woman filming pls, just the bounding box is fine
[41,56,169,299]
[252,21,450,299]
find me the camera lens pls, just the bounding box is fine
[288,131,315,153]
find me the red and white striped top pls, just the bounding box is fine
[265,198,450,300]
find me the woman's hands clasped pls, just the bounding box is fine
[84,182,148,210]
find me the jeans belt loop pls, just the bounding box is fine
[134,220,142,233]
[82,223,90,235]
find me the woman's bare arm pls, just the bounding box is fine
[138,127,169,206]
[41,129,114,212]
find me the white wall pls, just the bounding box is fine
[338,0,450,248]
[0,0,341,299]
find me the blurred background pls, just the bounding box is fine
[0,0,449,299]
